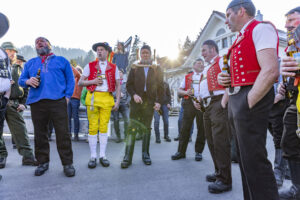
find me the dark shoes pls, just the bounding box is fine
[174,136,179,141]
[206,173,217,182]
[279,185,300,200]
[142,153,152,165]
[100,157,110,167]
[34,163,49,176]
[115,137,122,143]
[195,153,202,161]
[0,157,6,169]
[171,152,186,160]
[164,136,171,142]
[22,156,38,166]
[121,161,131,169]
[13,144,17,149]
[208,180,232,194]
[74,134,79,142]
[88,158,97,169]
[155,138,161,143]
[63,164,75,177]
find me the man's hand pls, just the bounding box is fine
[17,104,26,112]
[92,77,103,86]
[193,101,201,110]
[153,103,161,111]
[65,97,70,104]
[274,93,285,104]
[217,72,231,87]
[133,94,143,104]
[112,102,119,111]
[10,80,15,85]
[277,82,286,97]
[280,57,300,77]
[185,89,193,96]
[167,104,171,110]
[26,77,40,88]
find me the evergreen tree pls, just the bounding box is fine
[128,35,141,68]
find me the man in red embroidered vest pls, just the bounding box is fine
[79,42,120,168]
[218,0,280,199]
[171,58,206,162]
[200,40,232,194]
[277,7,300,199]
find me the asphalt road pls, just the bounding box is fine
[0,116,291,200]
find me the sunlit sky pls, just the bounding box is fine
[1,0,299,59]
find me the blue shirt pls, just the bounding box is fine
[19,55,75,105]
[112,52,129,72]
[144,67,149,91]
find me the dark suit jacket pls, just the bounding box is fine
[126,66,164,104]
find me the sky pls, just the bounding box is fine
[1,0,299,59]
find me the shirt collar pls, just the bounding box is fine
[193,69,202,75]
[240,19,255,35]
[99,60,107,65]
[209,55,218,65]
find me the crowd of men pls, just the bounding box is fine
[0,0,300,199]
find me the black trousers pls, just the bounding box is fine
[204,95,232,185]
[228,86,279,200]
[178,99,205,154]
[30,98,73,166]
[268,99,288,149]
[281,103,300,161]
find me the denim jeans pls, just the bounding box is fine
[68,98,80,134]
[154,104,169,138]
[112,104,129,139]
[178,105,194,137]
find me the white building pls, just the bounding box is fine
[166,10,287,108]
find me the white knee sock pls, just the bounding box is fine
[88,134,98,159]
[99,133,108,158]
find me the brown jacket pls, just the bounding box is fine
[71,67,83,99]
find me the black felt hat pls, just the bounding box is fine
[0,13,9,39]
[92,42,109,52]
[17,55,26,62]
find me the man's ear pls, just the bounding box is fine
[47,42,52,50]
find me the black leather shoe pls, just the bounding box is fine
[195,152,202,161]
[0,157,6,169]
[88,158,97,169]
[155,138,161,143]
[279,185,300,200]
[208,180,232,194]
[22,156,38,166]
[174,136,179,141]
[63,164,75,177]
[74,134,79,142]
[115,137,122,143]
[206,173,217,182]
[164,136,171,142]
[34,163,49,176]
[171,152,186,160]
[142,153,152,165]
[100,157,110,167]
[13,144,17,149]
[121,160,131,169]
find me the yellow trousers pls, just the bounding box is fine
[86,91,114,135]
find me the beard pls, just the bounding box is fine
[36,46,51,56]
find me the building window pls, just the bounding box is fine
[230,35,236,45]
[222,38,228,48]
[216,40,221,50]
[216,28,226,37]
